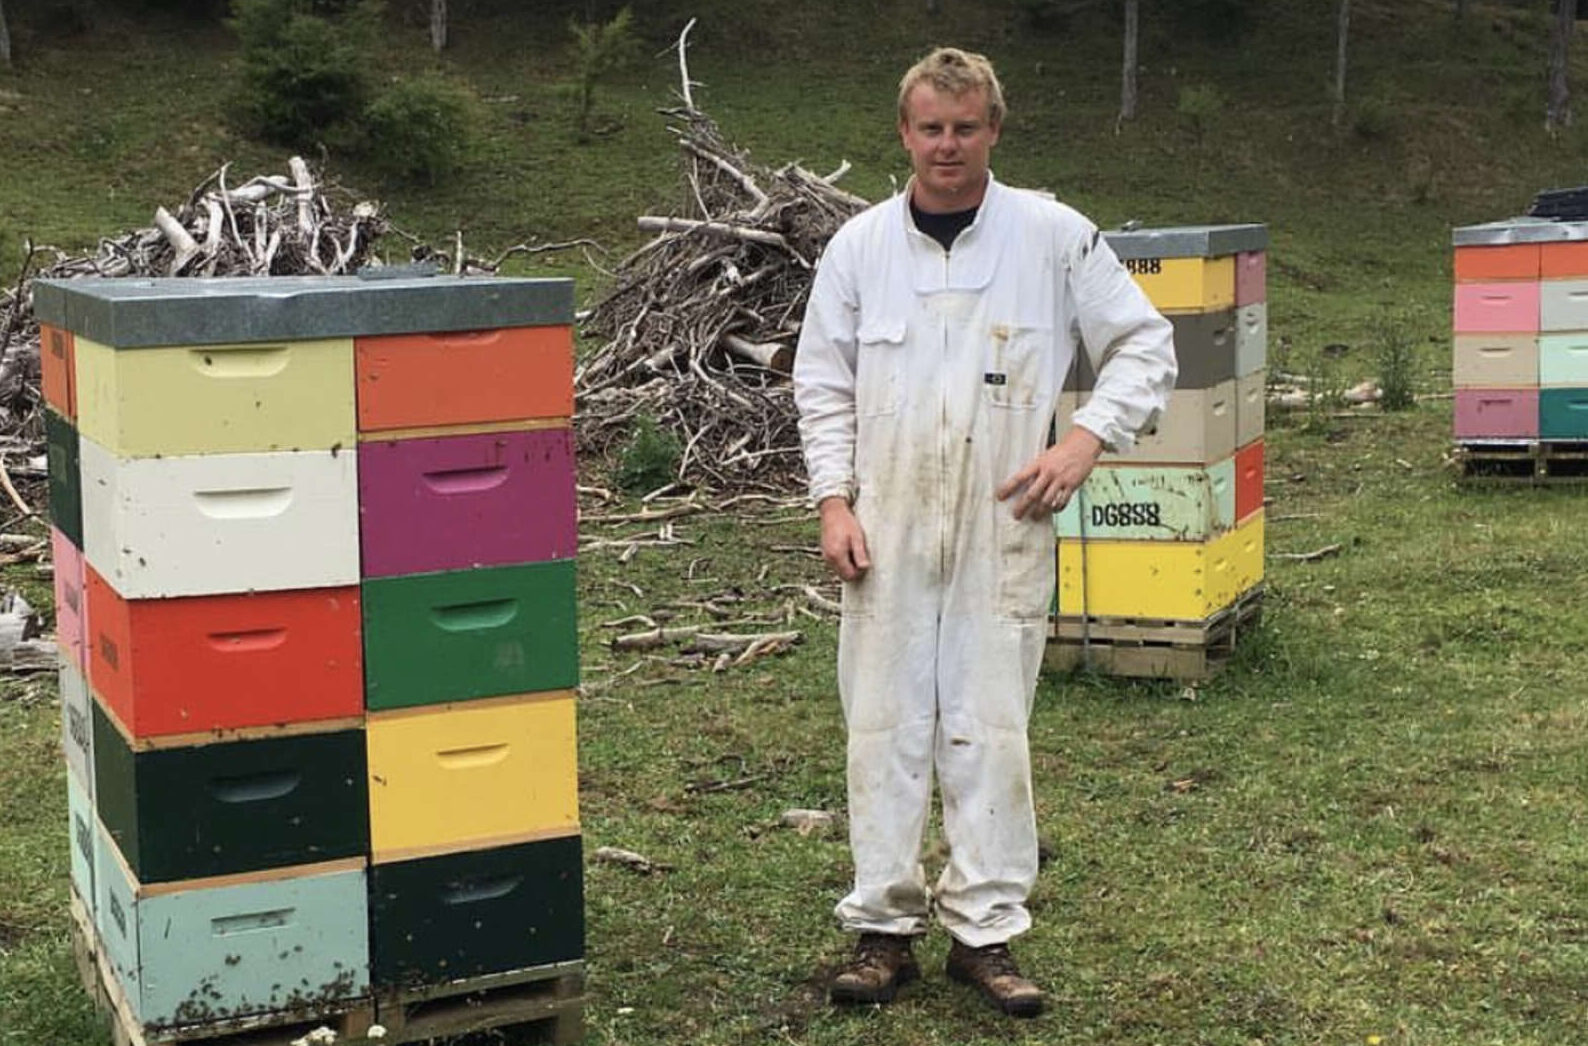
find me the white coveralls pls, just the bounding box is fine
[793,174,1176,947]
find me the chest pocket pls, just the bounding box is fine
[855,318,907,417]
[983,322,1052,411]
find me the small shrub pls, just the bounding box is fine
[364,73,478,184]
[1352,95,1395,140]
[566,5,639,136]
[229,0,381,148]
[617,414,682,494]
[1299,355,1346,435]
[1176,83,1224,144]
[1373,316,1419,412]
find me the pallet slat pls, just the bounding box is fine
[1046,586,1264,681]
[70,891,582,1046]
[376,964,585,1045]
[1456,439,1588,483]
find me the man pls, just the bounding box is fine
[792,47,1176,1018]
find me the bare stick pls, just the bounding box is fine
[676,18,698,111]
[637,216,790,248]
[1271,544,1342,563]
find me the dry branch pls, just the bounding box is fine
[577,44,869,496]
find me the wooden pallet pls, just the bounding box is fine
[70,893,584,1046]
[1456,440,1588,483]
[1045,584,1265,680]
[70,891,378,1046]
[375,963,585,1045]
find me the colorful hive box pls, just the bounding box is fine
[1236,370,1266,448]
[1235,439,1264,522]
[61,657,94,798]
[73,336,354,458]
[1054,458,1236,542]
[1539,333,1588,386]
[1453,334,1539,388]
[1453,389,1540,440]
[52,527,86,670]
[1453,282,1539,334]
[86,567,363,739]
[92,703,369,883]
[366,693,579,863]
[362,559,579,711]
[368,835,584,991]
[41,324,76,419]
[46,408,82,550]
[1235,251,1266,306]
[358,427,577,578]
[68,773,96,915]
[93,827,370,1032]
[1453,243,1541,282]
[1060,382,1236,465]
[355,326,574,433]
[1540,388,1588,438]
[1102,224,1267,314]
[1236,304,1267,376]
[78,440,360,600]
[1067,311,1234,391]
[1057,510,1265,621]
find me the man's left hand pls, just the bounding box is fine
[996,426,1105,521]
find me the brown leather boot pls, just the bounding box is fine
[946,939,1044,1017]
[829,933,921,1005]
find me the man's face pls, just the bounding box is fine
[898,83,1001,212]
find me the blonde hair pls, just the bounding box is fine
[897,47,1006,126]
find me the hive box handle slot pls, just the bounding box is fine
[420,465,510,495]
[210,770,302,803]
[188,346,291,378]
[212,908,295,936]
[194,487,294,519]
[431,599,518,632]
[436,743,511,770]
[441,877,523,906]
[206,627,289,652]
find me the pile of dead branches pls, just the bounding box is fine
[0,156,396,526]
[576,23,869,494]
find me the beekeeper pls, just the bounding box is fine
[792,46,1177,1018]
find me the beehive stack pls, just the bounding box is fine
[1048,225,1268,679]
[36,274,584,1045]
[1453,219,1588,482]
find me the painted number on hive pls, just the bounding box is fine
[1125,258,1163,275]
[1092,502,1162,527]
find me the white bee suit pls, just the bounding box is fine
[793,175,1176,946]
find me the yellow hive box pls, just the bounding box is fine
[366,692,579,863]
[74,336,355,458]
[1125,255,1236,313]
[1057,511,1264,620]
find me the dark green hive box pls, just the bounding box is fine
[362,559,579,711]
[369,834,584,991]
[1540,388,1588,439]
[91,701,370,883]
[45,408,82,549]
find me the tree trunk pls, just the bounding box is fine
[1118,0,1139,129]
[1547,0,1574,133]
[1332,0,1350,129]
[0,0,12,68]
[429,0,447,52]
[1454,0,1467,20]
[927,0,941,12]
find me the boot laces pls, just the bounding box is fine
[854,935,907,969]
[976,944,1023,979]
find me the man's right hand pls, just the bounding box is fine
[817,496,872,582]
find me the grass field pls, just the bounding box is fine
[3,1,1588,1043]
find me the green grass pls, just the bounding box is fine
[5,0,1588,1042]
